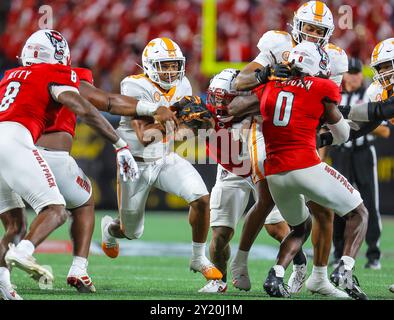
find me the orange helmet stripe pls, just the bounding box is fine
[161,37,177,57]
[313,1,324,23]
[372,41,383,63]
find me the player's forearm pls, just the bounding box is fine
[228,95,260,117]
[58,91,119,144]
[234,62,262,91]
[339,97,394,122]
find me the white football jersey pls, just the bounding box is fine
[119,74,192,159]
[366,81,388,102]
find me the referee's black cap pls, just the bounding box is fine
[348,57,363,74]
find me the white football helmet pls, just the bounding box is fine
[21,29,70,66]
[207,68,240,122]
[291,1,334,45]
[288,41,331,77]
[370,38,394,89]
[142,37,185,90]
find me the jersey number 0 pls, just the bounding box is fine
[273,91,294,127]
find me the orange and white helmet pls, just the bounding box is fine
[370,38,394,89]
[142,37,185,90]
[21,29,71,66]
[291,1,334,45]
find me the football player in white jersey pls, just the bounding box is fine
[101,37,223,283]
[230,1,349,298]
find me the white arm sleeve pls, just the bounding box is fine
[327,116,350,145]
[50,85,79,102]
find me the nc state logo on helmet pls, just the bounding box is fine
[370,38,394,89]
[291,1,335,45]
[142,37,185,90]
[288,41,331,77]
[21,29,71,66]
[207,69,241,122]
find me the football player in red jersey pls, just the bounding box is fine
[0,30,178,298]
[258,42,368,300]
[0,29,142,300]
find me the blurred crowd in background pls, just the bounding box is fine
[0,0,393,95]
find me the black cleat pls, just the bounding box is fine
[330,261,368,300]
[263,268,290,298]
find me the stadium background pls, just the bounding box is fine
[0,0,394,214]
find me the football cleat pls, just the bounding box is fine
[389,284,394,293]
[230,260,251,291]
[101,215,119,259]
[364,259,381,270]
[305,276,348,298]
[330,261,368,300]
[5,243,54,284]
[189,256,223,281]
[67,274,96,293]
[198,280,227,293]
[263,268,290,298]
[0,282,22,300]
[288,264,307,293]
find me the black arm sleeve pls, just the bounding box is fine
[368,96,394,120]
[317,120,383,148]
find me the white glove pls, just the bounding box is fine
[113,139,140,182]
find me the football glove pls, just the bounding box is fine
[255,63,291,84]
[115,146,140,182]
[171,96,214,130]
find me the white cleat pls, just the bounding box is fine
[389,284,394,293]
[198,280,227,293]
[0,281,22,300]
[230,260,251,291]
[101,215,119,259]
[189,256,223,281]
[288,264,307,293]
[306,276,349,298]
[5,244,54,284]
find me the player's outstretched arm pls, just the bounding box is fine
[227,95,260,117]
[338,96,394,122]
[234,62,264,91]
[79,81,177,123]
[57,91,120,143]
[322,98,350,145]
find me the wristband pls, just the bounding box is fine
[113,138,128,150]
[136,100,159,116]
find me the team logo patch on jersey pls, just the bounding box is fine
[45,31,67,62]
[376,94,382,101]
[154,91,161,102]
[317,45,329,71]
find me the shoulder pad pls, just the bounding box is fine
[366,81,384,102]
[257,30,293,63]
[325,43,348,75]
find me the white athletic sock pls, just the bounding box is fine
[192,242,206,259]
[232,249,249,267]
[273,265,285,278]
[17,240,35,256]
[341,256,355,271]
[310,265,328,280]
[69,256,88,276]
[0,267,11,285]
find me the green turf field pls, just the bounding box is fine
[2,211,394,300]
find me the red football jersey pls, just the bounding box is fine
[45,67,94,137]
[257,77,341,176]
[206,103,251,177]
[0,63,79,143]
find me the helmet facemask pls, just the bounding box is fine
[146,58,185,90]
[207,87,236,123]
[372,60,394,89]
[292,18,332,46]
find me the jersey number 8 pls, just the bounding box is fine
[0,81,21,112]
